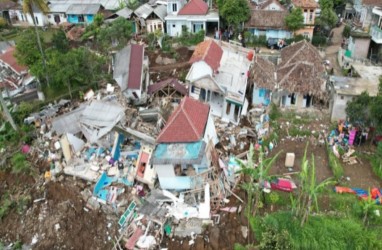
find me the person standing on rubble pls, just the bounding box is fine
[118,160,124,177]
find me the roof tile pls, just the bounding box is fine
[0,47,27,74]
[128,44,144,90]
[178,0,208,15]
[156,96,210,143]
[189,40,223,71]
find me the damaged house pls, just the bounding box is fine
[251,40,327,108]
[113,44,149,101]
[186,39,252,124]
[152,96,218,190]
[0,46,38,101]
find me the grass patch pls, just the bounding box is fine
[10,153,31,174]
[0,197,15,220]
[251,211,382,250]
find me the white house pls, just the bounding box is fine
[186,39,252,124]
[328,64,381,122]
[165,0,219,37]
[133,3,167,33]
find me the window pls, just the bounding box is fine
[47,15,51,18]
[158,23,162,30]
[172,3,177,12]
[303,32,310,38]
[340,95,344,100]
[35,16,39,25]
[78,15,85,22]
[309,10,313,22]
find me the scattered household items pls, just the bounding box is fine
[335,186,382,204]
[285,153,295,168]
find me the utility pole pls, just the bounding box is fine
[0,92,18,131]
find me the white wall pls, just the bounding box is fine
[331,94,353,122]
[146,19,164,33]
[263,2,283,11]
[203,114,218,145]
[47,13,67,25]
[16,10,48,26]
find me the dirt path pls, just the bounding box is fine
[325,24,345,75]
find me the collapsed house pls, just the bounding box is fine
[0,46,39,102]
[186,39,253,124]
[113,44,149,101]
[152,96,218,190]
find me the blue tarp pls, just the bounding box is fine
[93,172,133,202]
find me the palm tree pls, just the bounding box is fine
[0,93,18,131]
[22,0,50,86]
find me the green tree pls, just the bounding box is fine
[316,8,338,30]
[285,8,304,34]
[370,78,382,134]
[15,29,42,67]
[219,0,251,26]
[22,0,50,86]
[51,29,69,53]
[126,0,140,10]
[98,17,133,51]
[345,91,371,126]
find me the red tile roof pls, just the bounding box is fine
[178,0,208,15]
[0,47,27,74]
[156,96,210,143]
[147,78,188,96]
[292,0,318,8]
[189,40,223,71]
[128,44,144,90]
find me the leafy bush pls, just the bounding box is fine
[260,227,291,250]
[11,153,30,174]
[285,35,306,45]
[343,25,351,38]
[311,35,327,46]
[0,198,14,220]
[177,29,204,46]
[0,17,7,29]
[269,103,281,120]
[327,145,344,180]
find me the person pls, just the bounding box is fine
[118,160,124,177]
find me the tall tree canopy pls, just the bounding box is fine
[22,0,50,86]
[218,0,251,26]
[316,0,338,29]
[285,7,304,33]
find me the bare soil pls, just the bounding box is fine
[269,138,332,182]
[147,47,193,82]
[0,173,116,250]
[339,145,382,189]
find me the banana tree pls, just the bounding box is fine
[300,153,335,226]
[236,144,280,217]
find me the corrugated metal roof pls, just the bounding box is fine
[116,7,133,18]
[134,3,154,19]
[49,3,71,13]
[113,45,132,91]
[153,4,167,21]
[48,0,119,11]
[66,4,101,14]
